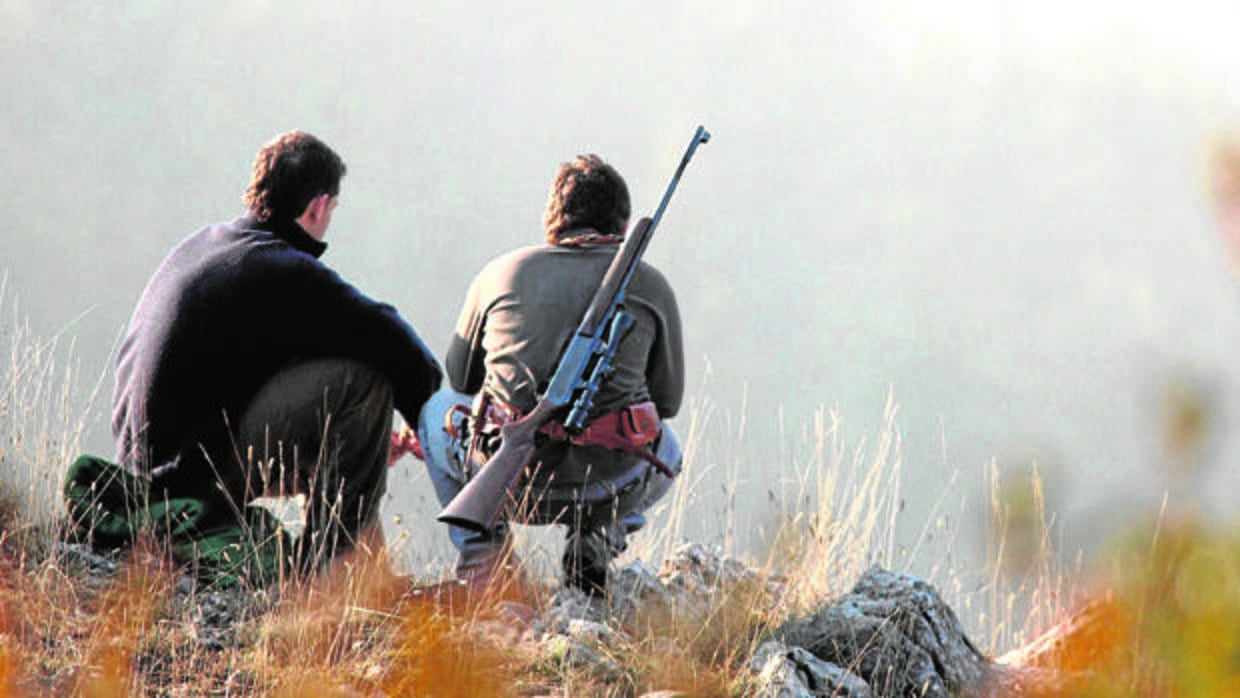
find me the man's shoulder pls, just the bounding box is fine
[176,216,269,252]
[633,258,676,297]
[223,219,325,269]
[198,215,260,239]
[165,218,326,291]
[491,243,551,265]
[157,219,245,272]
[477,244,674,292]
[474,244,554,280]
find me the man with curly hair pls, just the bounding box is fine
[113,130,441,574]
[419,154,685,595]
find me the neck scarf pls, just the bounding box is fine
[555,229,623,247]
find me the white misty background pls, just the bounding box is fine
[3,1,1240,579]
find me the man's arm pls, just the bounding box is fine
[444,272,488,395]
[269,252,442,425]
[642,268,685,419]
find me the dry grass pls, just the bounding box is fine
[0,282,1003,697]
[0,531,538,696]
[4,281,1239,696]
[0,278,103,532]
[0,281,921,696]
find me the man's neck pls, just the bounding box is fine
[296,212,326,241]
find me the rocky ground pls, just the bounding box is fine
[40,539,1075,697]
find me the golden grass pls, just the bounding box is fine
[620,578,774,697]
[4,281,1240,696]
[73,547,174,697]
[0,288,982,696]
[1,280,103,532]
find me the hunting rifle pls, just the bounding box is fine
[437,125,711,534]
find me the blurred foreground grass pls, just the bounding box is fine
[1036,511,1240,696]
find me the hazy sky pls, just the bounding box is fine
[4,1,1240,576]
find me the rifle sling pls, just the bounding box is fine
[475,396,677,479]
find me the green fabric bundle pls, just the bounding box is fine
[63,454,290,587]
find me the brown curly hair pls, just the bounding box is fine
[543,154,630,243]
[243,130,346,222]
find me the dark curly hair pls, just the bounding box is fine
[243,130,346,222]
[543,154,630,243]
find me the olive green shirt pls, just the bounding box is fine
[446,239,684,423]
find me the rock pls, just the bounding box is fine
[752,647,817,698]
[54,541,121,589]
[784,646,874,697]
[654,542,777,625]
[776,565,994,698]
[664,542,757,593]
[609,559,673,620]
[613,558,669,598]
[564,618,621,646]
[750,640,873,698]
[538,634,623,679]
[541,585,608,631]
[493,598,539,627]
[178,582,272,650]
[535,589,629,681]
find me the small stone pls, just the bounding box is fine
[611,559,670,603]
[493,599,538,626]
[546,586,607,628]
[539,634,621,676]
[175,575,196,596]
[785,647,872,697]
[565,618,617,647]
[750,640,874,698]
[750,643,815,698]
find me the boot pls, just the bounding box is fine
[563,528,611,597]
[456,524,521,591]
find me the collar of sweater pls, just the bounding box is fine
[243,215,328,258]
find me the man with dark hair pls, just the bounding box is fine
[419,154,685,595]
[112,130,441,573]
[542,153,631,243]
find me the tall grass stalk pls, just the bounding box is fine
[0,277,103,530]
[761,396,905,616]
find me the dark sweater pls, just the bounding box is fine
[113,215,441,479]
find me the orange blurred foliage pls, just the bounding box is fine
[1015,517,1240,696]
[0,640,17,698]
[381,600,517,698]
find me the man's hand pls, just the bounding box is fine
[389,423,424,466]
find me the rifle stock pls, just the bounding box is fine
[437,125,710,535]
[437,399,558,532]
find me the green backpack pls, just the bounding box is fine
[63,454,290,588]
